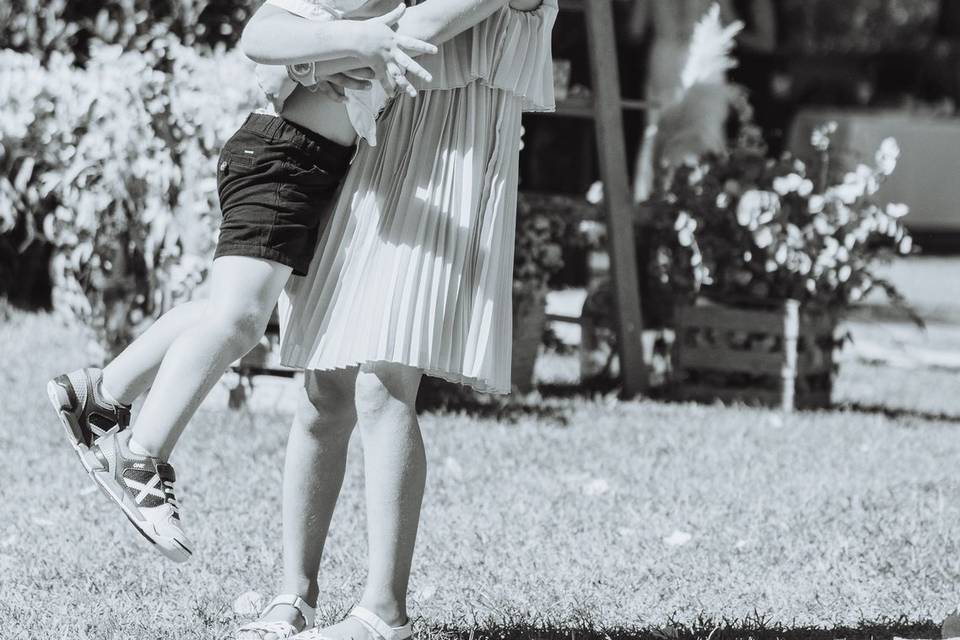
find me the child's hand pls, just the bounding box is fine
[347,4,438,98]
[309,69,378,103]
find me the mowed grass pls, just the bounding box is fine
[2,307,960,640]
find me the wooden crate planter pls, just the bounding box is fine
[672,299,838,411]
[512,286,548,393]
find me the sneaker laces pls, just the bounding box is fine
[115,404,132,428]
[156,462,181,520]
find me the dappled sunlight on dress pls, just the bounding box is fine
[277,1,558,394]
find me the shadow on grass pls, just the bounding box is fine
[414,372,640,424]
[418,374,960,426]
[420,619,940,640]
[416,377,572,425]
[833,402,960,425]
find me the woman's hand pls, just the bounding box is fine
[345,4,438,97]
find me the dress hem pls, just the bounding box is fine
[279,356,511,396]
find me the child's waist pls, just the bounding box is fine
[279,86,358,147]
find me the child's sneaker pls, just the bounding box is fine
[47,368,131,461]
[85,429,193,563]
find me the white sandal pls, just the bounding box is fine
[236,594,316,640]
[297,606,412,640]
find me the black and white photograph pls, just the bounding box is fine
[2,0,960,639]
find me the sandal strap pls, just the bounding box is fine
[348,606,412,640]
[261,594,316,628]
[236,620,300,639]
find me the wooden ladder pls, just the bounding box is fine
[540,0,650,396]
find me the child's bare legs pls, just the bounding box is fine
[253,369,358,635]
[131,255,292,459]
[100,300,209,404]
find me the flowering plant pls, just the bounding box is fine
[647,120,918,321]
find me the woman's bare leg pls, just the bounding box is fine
[355,363,425,625]
[283,369,359,603]
[247,368,359,638]
[318,362,425,639]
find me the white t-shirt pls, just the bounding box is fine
[257,0,387,146]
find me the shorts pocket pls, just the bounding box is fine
[286,163,330,180]
[222,149,257,173]
[280,158,341,194]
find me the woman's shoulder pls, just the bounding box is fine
[416,0,558,111]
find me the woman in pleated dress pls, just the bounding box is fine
[237,2,557,639]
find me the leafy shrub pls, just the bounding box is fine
[0,44,262,357]
[0,0,257,63]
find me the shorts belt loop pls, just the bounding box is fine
[265,116,284,141]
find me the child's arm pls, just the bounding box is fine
[241,4,437,72]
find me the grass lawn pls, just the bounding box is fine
[2,305,960,640]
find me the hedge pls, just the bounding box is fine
[0,0,258,63]
[0,43,262,355]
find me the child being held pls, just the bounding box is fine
[255,0,392,146]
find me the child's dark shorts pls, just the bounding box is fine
[214,113,354,276]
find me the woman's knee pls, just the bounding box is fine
[354,363,422,420]
[297,369,358,438]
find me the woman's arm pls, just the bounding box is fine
[241,4,436,66]
[394,0,511,50]
[306,0,517,95]
[242,5,370,65]
[244,0,513,88]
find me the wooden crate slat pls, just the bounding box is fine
[797,344,836,374]
[676,304,790,334]
[672,300,836,411]
[674,385,786,407]
[799,312,837,337]
[676,347,788,375]
[796,391,832,409]
[674,384,831,410]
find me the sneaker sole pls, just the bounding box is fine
[83,447,193,563]
[46,378,94,473]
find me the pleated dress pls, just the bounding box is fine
[277,0,558,394]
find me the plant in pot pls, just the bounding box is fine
[646,119,918,409]
[511,194,569,392]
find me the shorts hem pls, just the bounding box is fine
[214,243,308,276]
